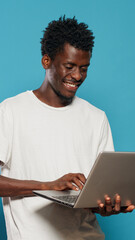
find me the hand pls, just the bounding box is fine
[92,194,135,216]
[47,173,86,191]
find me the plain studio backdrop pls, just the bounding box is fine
[0,0,135,239]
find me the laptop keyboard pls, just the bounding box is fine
[52,195,78,204]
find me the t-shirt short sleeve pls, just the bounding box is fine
[97,113,114,154]
[0,101,13,168]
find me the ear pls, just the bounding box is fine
[42,54,51,69]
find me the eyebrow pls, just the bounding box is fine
[64,62,90,67]
[81,63,90,67]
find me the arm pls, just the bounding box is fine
[0,173,86,197]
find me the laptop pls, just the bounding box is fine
[33,152,135,208]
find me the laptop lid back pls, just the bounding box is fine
[74,152,135,208]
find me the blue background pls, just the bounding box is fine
[0,0,135,239]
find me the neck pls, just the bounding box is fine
[33,80,73,108]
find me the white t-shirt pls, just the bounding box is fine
[0,91,114,240]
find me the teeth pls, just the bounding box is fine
[64,83,76,87]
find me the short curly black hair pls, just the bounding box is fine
[41,16,95,60]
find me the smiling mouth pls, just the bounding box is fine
[63,81,81,91]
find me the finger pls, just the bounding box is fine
[74,173,86,184]
[66,181,79,191]
[54,181,79,191]
[98,202,105,216]
[125,205,135,213]
[114,194,121,212]
[105,196,113,213]
[71,177,84,190]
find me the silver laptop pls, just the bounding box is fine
[33,152,135,208]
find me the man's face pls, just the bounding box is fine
[46,43,91,101]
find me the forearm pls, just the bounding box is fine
[0,175,49,197]
[0,172,86,197]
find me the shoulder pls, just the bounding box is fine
[0,91,32,119]
[74,96,106,121]
[0,91,31,109]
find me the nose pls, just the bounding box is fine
[71,67,82,81]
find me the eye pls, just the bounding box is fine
[81,67,88,73]
[65,65,73,70]
[66,67,73,70]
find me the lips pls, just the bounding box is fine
[63,81,81,91]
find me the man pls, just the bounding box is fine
[0,16,134,240]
